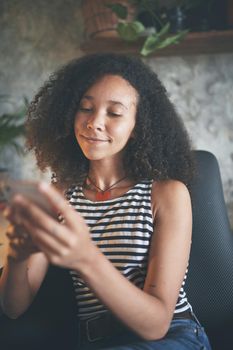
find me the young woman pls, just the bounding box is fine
[0,53,212,349]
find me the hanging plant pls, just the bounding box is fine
[106,0,189,56]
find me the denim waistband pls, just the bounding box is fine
[77,309,202,348]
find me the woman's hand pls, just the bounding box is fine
[4,208,40,262]
[9,183,96,271]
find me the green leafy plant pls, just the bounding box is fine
[106,0,189,56]
[0,96,28,155]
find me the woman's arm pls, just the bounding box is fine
[0,239,49,319]
[9,180,192,339]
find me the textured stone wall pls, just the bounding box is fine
[147,54,233,227]
[0,0,83,179]
[0,0,232,228]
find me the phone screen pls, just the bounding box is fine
[0,179,55,216]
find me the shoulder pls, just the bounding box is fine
[151,179,190,200]
[151,180,191,220]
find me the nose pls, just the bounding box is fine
[86,112,105,131]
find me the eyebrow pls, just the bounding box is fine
[82,95,128,110]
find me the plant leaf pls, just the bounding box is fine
[105,3,128,20]
[155,30,189,49]
[0,124,25,141]
[140,33,161,56]
[157,22,170,38]
[141,29,188,56]
[117,21,145,41]
[140,23,171,56]
[0,101,27,154]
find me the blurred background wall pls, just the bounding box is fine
[0,0,232,233]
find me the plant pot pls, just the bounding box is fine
[81,0,136,39]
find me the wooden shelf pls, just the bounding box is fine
[81,29,233,57]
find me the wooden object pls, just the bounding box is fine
[81,30,233,57]
[81,0,136,39]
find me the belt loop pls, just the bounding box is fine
[190,310,202,327]
[78,311,128,347]
[86,316,104,342]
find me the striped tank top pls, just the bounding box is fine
[67,180,192,319]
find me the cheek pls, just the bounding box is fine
[74,121,82,145]
[126,118,136,136]
[74,114,83,133]
[113,122,135,141]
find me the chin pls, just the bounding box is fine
[82,151,108,161]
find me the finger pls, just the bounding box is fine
[13,195,60,233]
[4,205,24,226]
[18,211,72,255]
[2,206,12,219]
[6,224,30,240]
[8,241,39,260]
[5,226,20,241]
[9,237,33,252]
[6,234,32,246]
[5,223,14,235]
[11,194,70,244]
[9,236,22,246]
[38,182,86,231]
[25,224,71,262]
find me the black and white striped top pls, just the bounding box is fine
[68,180,192,319]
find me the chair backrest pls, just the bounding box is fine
[186,150,233,347]
[0,265,78,349]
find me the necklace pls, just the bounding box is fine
[86,175,127,201]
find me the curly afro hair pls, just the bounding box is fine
[26,52,195,189]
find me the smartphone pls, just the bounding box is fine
[0,178,55,216]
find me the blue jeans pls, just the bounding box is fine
[81,318,212,350]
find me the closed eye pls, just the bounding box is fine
[79,107,92,113]
[108,111,122,117]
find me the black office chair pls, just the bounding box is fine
[0,265,78,350]
[186,150,233,350]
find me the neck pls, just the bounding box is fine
[88,160,126,189]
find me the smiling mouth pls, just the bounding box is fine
[81,135,110,142]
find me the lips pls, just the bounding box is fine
[81,135,110,143]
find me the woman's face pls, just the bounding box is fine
[74,75,138,162]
